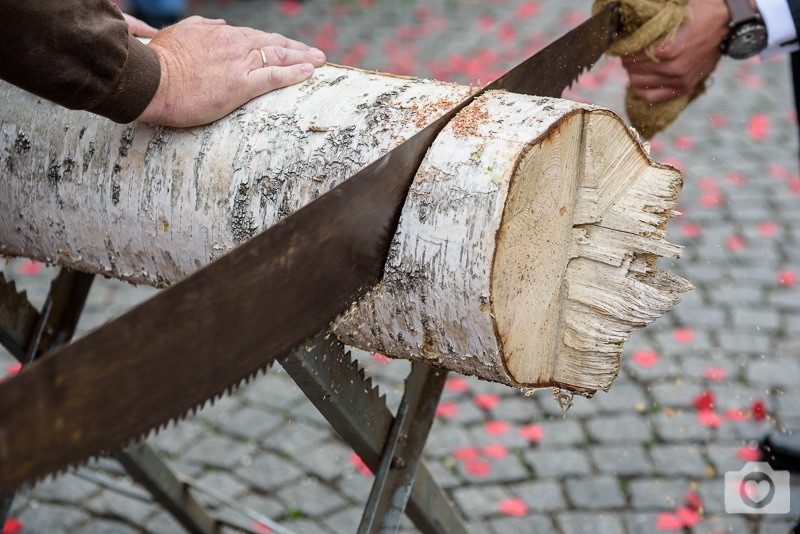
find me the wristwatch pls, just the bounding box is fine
[720,0,768,59]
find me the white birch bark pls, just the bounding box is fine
[0,65,689,395]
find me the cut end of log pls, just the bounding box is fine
[493,110,690,396]
[334,92,690,398]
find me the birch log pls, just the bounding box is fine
[0,64,689,396]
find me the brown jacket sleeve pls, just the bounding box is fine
[0,0,161,123]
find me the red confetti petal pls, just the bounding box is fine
[444,377,469,393]
[474,393,501,410]
[680,222,702,239]
[453,446,481,462]
[484,420,510,436]
[777,270,798,287]
[726,235,747,251]
[372,353,392,364]
[709,113,728,128]
[350,452,372,476]
[6,363,21,375]
[692,390,716,411]
[726,172,745,186]
[684,491,703,511]
[751,399,767,422]
[757,221,779,237]
[699,191,723,208]
[676,506,701,527]
[436,401,458,418]
[703,367,727,382]
[747,113,770,141]
[770,164,789,179]
[498,497,529,517]
[672,328,695,344]
[278,0,302,16]
[674,135,695,151]
[2,518,23,534]
[252,522,272,533]
[631,349,659,368]
[697,409,722,428]
[17,261,42,276]
[737,445,762,461]
[519,423,544,443]
[482,443,508,459]
[515,2,540,18]
[660,156,685,173]
[655,512,683,531]
[464,460,491,477]
[725,408,748,422]
[478,16,495,32]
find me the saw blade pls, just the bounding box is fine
[0,3,620,494]
[0,272,38,360]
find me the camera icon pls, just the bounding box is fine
[724,462,790,514]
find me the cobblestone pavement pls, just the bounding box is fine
[4,0,800,532]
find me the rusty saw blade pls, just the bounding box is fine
[0,4,620,494]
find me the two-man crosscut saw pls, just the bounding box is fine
[0,4,620,494]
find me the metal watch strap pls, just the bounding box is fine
[723,0,760,25]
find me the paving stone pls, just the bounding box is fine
[648,379,703,409]
[84,489,159,525]
[523,449,592,478]
[450,485,513,520]
[652,411,715,442]
[510,480,566,512]
[27,472,101,504]
[293,441,353,481]
[73,518,140,534]
[267,420,333,457]
[337,472,374,503]
[425,422,475,458]
[182,434,257,470]
[233,452,305,492]
[591,383,649,414]
[150,419,208,457]
[13,502,90,532]
[590,445,653,477]
[491,395,543,422]
[565,476,626,510]
[627,477,692,510]
[192,470,250,509]
[215,405,285,440]
[585,414,653,443]
[240,371,306,410]
[650,444,711,477]
[457,455,529,485]
[487,514,555,534]
[278,477,349,517]
[624,512,662,534]
[748,357,800,388]
[533,417,586,447]
[280,519,330,534]
[555,511,626,534]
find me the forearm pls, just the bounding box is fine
[0,0,160,123]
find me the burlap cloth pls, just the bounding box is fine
[592,0,706,138]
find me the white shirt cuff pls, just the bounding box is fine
[755,0,800,58]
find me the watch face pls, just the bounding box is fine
[727,23,768,59]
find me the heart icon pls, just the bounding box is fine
[744,479,772,503]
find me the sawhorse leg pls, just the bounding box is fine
[280,335,468,534]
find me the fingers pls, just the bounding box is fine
[175,15,227,26]
[247,46,326,71]
[122,13,158,38]
[247,63,316,97]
